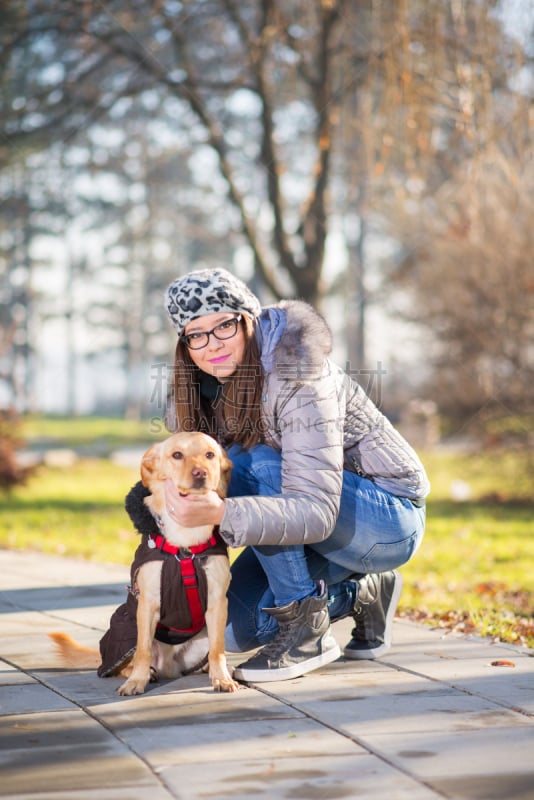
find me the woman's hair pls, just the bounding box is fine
[170,315,265,449]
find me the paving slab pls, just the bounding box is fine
[256,663,531,735]
[386,625,534,714]
[0,709,172,799]
[0,548,533,800]
[159,753,442,800]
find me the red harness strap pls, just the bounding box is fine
[149,531,219,557]
[149,530,220,636]
[177,555,205,634]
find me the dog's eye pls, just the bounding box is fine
[172,451,183,460]
[205,451,215,459]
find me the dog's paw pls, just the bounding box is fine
[117,678,148,696]
[211,674,240,693]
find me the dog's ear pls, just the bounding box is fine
[216,451,233,498]
[140,443,161,487]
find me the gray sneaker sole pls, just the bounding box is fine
[233,643,341,683]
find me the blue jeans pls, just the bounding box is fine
[224,444,425,652]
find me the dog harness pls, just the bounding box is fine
[97,529,228,678]
[148,531,221,639]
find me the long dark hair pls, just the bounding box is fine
[170,315,265,449]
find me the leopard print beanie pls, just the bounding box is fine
[165,268,262,336]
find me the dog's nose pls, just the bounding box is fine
[191,467,207,479]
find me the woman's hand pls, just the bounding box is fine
[164,478,226,528]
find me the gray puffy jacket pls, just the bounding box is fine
[220,300,430,549]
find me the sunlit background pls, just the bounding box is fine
[1,0,532,438]
[1,0,533,647]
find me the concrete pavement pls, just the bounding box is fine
[0,548,533,800]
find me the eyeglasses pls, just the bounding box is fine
[181,315,242,350]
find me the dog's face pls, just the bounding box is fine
[140,432,232,497]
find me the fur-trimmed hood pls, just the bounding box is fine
[124,481,158,537]
[256,300,333,382]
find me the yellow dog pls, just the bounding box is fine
[50,432,239,694]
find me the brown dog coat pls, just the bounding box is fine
[98,532,228,677]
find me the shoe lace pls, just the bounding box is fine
[255,621,295,660]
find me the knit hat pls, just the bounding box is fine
[165,268,262,335]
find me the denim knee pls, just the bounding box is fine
[227,444,282,498]
[225,592,279,652]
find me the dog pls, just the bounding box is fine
[50,431,239,695]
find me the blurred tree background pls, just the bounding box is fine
[0,0,532,443]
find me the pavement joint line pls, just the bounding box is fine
[31,609,107,632]
[377,657,534,719]
[1,608,108,635]
[0,588,113,631]
[0,654,176,799]
[248,682,450,799]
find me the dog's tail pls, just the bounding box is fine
[48,632,101,668]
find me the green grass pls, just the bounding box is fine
[2,417,534,648]
[399,449,534,647]
[20,414,163,450]
[0,459,141,563]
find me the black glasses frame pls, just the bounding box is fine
[181,315,242,350]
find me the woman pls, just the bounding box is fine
[135,267,429,683]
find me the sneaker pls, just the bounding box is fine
[233,581,340,682]
[343,570,403,660]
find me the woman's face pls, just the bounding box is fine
[183,311,246,381]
